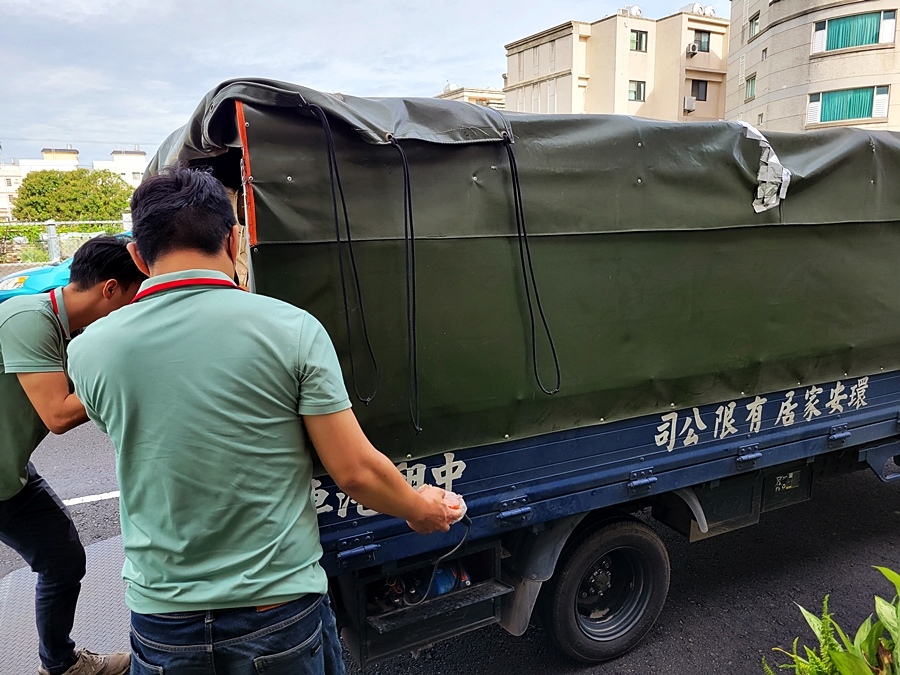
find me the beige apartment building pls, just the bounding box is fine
[726,0,900,132]
[504,5,730,122]
[436,85,506,109]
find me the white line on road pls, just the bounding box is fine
[63,491,120,506]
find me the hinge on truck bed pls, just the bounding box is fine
[736,444,762,470]
[828,424,851,448]
[336,532,379,569]
[627,468,656,494]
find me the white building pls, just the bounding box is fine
[504,4,730,122]
[0,148,83,221]
[435,85,506,109]
[0,146,147,221]
[725,0,900,132]
[92,149,148,188]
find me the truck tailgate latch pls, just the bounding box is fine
[627,468,656,493]
[737,444,762,469]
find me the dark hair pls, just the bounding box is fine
[130,166,236,266]
[69,235,146,291]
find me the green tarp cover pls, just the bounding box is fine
[149,78,900,462]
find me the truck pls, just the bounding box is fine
[147,78,900,666]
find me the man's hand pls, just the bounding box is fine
[406,485,459,534]
[304,409,461,534]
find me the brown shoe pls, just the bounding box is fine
[38,648,130,675]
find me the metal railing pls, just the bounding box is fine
[0,218,130,277]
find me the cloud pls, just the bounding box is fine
[0,0,174,23]
[0,0,728,164]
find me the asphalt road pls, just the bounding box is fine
[3,424,899,675]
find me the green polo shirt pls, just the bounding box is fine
[0,289,70,500]
[68,269,351,614]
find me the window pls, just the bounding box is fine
[517,52,525,80]
[749,13,760,38]
[812,11,896,53]
[745,74,756,100]
[691,79,708,101]
[532,47,539,77]
[4,178,10,187]
[517,88,525,112]
[532,85,539,112]
[631,30,648,52]
[548,79,557,113]
[694,30,711,52]
[761,47,768,60]
[549,40,556,71]
[807,86,890,123]
[132,172,142,181]
[628,80,646,102]
[757,113,764,125]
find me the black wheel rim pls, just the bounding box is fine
[573,545,651,641]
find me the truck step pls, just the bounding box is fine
[366,580,513,634]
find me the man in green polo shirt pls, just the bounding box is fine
[0,236,144,675]
[67,167,458,675]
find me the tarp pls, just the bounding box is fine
[148,78,900,463]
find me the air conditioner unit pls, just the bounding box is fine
[687,42,700,56]
[683,96,697,112]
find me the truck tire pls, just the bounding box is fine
[538,517,670,663]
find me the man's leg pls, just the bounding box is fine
[0,463,84,674]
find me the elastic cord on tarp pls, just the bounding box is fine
[305,104,379,405]
[502,133,561,396]
[389,137,423,433]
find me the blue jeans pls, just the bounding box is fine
[0,463,85,674]
[130,593,346,675]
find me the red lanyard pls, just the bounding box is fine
[49,288,68,337]
[131,278,241,304]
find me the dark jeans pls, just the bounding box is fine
[130,593,346,675]
[0,462,85,674]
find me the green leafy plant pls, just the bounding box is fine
[764,567,900,674]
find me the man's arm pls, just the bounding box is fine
[304,409,457,534]
[17,372,89,434]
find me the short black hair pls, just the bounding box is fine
[130,166,236,266]
[69,235,146,291]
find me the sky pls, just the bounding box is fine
[0,0,726,165]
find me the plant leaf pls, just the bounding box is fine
[874,596,900,641]
[874,567,900,601]
[800,603,825,640]
[854,616,873,650]
[831,651,877,675]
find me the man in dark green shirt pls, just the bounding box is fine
[0,236,144,675]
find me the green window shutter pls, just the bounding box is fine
[826,13,881,50]
[821,87,874,122]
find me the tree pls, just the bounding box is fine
[12,168,132,222]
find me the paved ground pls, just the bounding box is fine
[3,424,899,675]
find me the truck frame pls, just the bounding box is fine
[147,78,900,666]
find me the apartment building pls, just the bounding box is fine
[503,5,730,122]
[436,85,506,109]
[92,148,148,188]
[725,0,900,131]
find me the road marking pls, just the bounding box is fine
[63,491,120,506]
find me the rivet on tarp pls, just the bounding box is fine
[738,121,792,213]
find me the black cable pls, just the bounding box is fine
[405,515,472,606]
[502,133,561,396]
[390,137,422,432]
[305,104,379,404]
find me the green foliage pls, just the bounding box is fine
[764,567,900,674]
[18,245,50,263]
[12,168,132,222]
